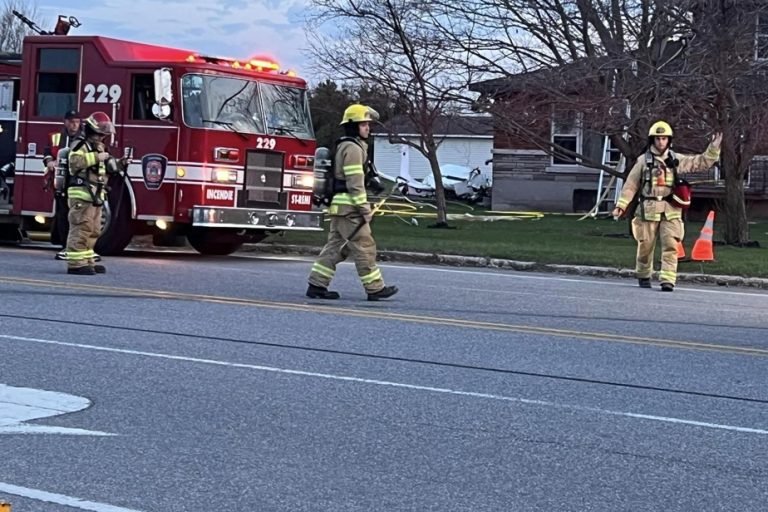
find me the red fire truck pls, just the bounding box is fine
[0,16,322,255]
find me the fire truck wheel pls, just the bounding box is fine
[95,186,134,255]
[187,229,265,256]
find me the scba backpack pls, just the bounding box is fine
[312,136,361,206]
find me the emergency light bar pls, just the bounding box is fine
[185,53,282,74]
[248,59,279,72]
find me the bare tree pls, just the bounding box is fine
[431,1,691,167]
[0,0,43,53]
[432,0,768,243]
[673,0,768,245]
[306,0,477,227]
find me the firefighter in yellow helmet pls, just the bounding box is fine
[612,121,722,291]
[306,104,398,300]
[64,111,127,275]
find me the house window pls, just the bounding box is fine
[36,48,79,117]
[551,110,582,165]
[756,13,768,60]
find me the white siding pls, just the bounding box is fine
[372,135,493,181]
[370,139,403,179]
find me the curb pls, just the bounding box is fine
[244,243,768,290]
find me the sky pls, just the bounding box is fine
[37,0,318,79]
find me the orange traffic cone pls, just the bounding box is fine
[676,240,686,259]
[691,210,715,261]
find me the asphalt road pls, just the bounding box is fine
[1,243,767,511]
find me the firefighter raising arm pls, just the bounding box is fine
[610,122,722,292]
[612,131,722,219]
[676,132,722,173]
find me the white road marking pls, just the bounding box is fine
[0,482,142,512]
[1,334,766,436]
[0,384,113,436]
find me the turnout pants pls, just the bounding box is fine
[66,198,102,269]
[631,215,684,285]
[308,214,385,293]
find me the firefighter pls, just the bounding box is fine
[306,104,398,301]
[64,111,126,275]
[43,109,82,249]
[611,121,722,291]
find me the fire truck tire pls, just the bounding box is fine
[0,224,22,242]
[95,187,133,255]
[187,229,266,256]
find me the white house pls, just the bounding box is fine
[371,115,493,182]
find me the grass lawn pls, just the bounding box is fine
[268,202,768,279]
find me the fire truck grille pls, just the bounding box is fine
[241,150,284,208]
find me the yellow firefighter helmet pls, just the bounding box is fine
[340,104,380,125]
[649,121,673,137]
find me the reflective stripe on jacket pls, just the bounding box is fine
[68,137,108,202]
[329,138,371,217]
[617,144,720,221]
[43,129,79,167]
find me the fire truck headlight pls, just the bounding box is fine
[156,220,168,230]
[285,214,296,227]
[249,212,260,225]
[34,215,46,224]
[212,169,238,183]
[291,173,314,189]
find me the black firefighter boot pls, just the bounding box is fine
[67,266,95,275]
[306,284,340,299]
[638,278,651,288]
[367,285,399,301]
[661,283,674,292]
[93,265,107,274]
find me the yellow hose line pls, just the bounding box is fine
[319,201,547,221]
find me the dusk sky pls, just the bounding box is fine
[38,0,317,79]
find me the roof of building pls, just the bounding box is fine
[374,114,493,137]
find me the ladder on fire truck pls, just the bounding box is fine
[581,134,625,219]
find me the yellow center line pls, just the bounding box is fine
[2,275,767,357]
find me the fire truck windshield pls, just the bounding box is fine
[261,83,314,140]
[181,74,313,140]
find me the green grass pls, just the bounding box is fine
[267,206,768,278]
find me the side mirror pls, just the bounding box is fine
[152,104,171,119]
[152,68,173,119]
